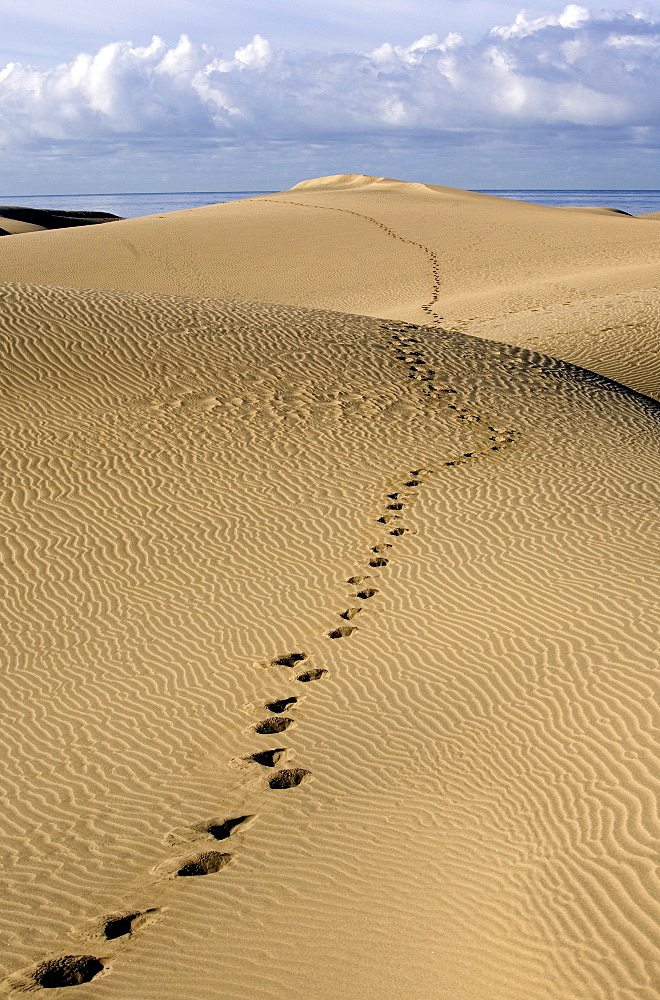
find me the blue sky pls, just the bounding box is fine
[1,2,659,193]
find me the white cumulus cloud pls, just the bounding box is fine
[0,6,658,151]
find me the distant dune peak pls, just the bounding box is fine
[287,173,405,191]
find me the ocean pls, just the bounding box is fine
[0,189,658,219]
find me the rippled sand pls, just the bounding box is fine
[0,177,658,999]
[0,174,658,398]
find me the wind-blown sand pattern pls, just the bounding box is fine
[0,176,658,999]
[0,175,658,397]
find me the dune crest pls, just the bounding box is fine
[0,177,657,398]
[288,173,397,190]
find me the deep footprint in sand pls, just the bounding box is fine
[201,815,254,840]
[175,852,232,876]
[80,908,162,942]
[296,668,328,682]
[327,625,357,639]
[26,956,106,989]
[355,587,378,599]
[339,607,362,620]
[252,717,295,734]
[269,652,307,669]
[369,557,389,567]
[244,749,290,767]
[268,768,311,789]
[265,696,298,713]
[165,815,254,847]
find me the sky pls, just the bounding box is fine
[1,1,659,193]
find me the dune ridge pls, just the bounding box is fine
[0,176,657,398]
[0,206,122,236]
[0,276,658,998]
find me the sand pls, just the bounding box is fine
[0,175,658,398]
[0,207,122,236]
[0,177,658,1000]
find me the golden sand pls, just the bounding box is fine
[0,175,658,397]
[0,177,658,999]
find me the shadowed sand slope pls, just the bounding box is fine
[0,280,658,999]
[0,175,658,397]
[0,207,122,235]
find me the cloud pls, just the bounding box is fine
[0,6,658,152]
[490,4,591,39]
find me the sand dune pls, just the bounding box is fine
[0,275,658,998]
[0,207,122,236]
[0,175,658,998]
[0,176,657,397]
[0,218,46,235]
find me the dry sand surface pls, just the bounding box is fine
[0,177,658,999]
[0,174,658,397]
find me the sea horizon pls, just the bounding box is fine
[1,188,659,218]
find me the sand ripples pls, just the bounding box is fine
[0,282,657,998]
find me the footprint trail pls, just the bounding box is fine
[5,316,520,993]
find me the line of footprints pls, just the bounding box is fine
[259,198,443,325]
[8,323,519,992]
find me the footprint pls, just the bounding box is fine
[386,503,403,510]
[165,815,253,847]
[269,652,307,669]
[79,909,162,942]
[244,749,289,767]
[296,668,328,682]
[175,852,232,877]
[339,607,362,620]
[326,625,357,639]
[404,479,421,487]
[347,575,369,584]
[355,587,378,599]
[24,956,106,989]
[369,557,389,567]
[268,768,311,789]
[377,515,400,524]
[201,815,254,840]
[252,717,295,734]
[265,696,298,713]
[389,527,407,536]
[372,544,392,553]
